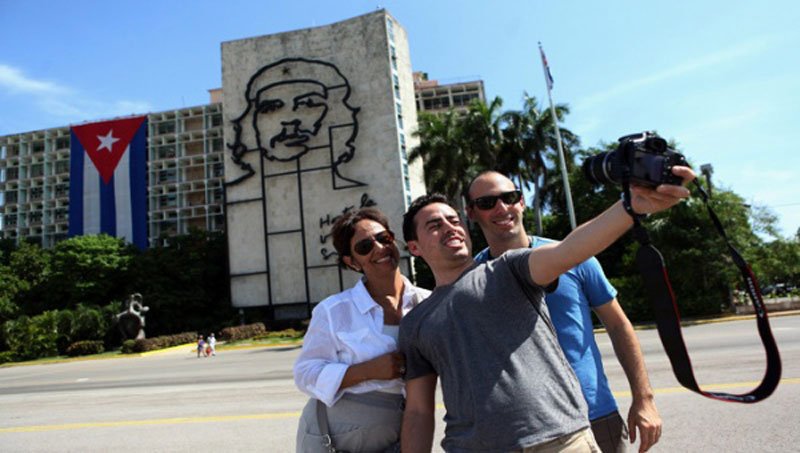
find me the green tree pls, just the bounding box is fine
[47,235,135,310]
[127,230,235,336]
[3,311,60,360]
[411,109,475,202]
[8,241,52,315]
[497,94,576,235]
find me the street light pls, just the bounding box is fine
[700,163,714,196]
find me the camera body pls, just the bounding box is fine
[582,131,687,188]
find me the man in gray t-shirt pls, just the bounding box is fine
[401,249,588,451]
[399,168,692,452]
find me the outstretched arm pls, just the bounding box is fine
[529,166,694,286]
[401,374,437,453]
[595,300,662,452]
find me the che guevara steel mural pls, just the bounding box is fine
[225,57,376,314]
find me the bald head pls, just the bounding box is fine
[466,170,528,255]
[467,171,515,202]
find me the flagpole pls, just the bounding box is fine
[539,42,577,230]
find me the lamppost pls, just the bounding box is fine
[700,163,714,196]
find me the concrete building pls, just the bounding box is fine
[221,10,424,319]
[0,104,226,248]
[0,10,426,320]
[414,71,486,114]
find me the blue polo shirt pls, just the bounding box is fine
[475,236,619,420]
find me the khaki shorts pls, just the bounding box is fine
[522,428,601,453]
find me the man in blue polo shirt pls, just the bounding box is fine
[467,171,662,453]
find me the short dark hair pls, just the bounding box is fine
[402,193,452,242]
[331,207,392,269]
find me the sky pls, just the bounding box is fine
[1,0,798,238]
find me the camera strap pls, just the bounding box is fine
[621,179,781,403]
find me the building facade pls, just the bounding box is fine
[221,10,425,319]
[0,10,427,320]
[0,103,226,248]
[414,71,486,114]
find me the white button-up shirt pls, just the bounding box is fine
[293,276,431,407]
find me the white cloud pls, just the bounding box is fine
[575,36,773,112]
[0,64,68,94]
[0,63,152,126]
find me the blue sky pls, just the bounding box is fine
[1,1,798,238]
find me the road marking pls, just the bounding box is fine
[0,412,303,433]
[612,377,800,397]
[3,378,799,433]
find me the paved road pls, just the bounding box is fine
[1,315,798,452]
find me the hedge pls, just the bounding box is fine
[66,340,105,357]
[219,323,266,342]
[128,332,197,353]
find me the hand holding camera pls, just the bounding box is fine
[583,131,694,216]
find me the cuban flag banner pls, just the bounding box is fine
[68,116,148,249]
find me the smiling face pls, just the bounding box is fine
[342,219,400,279]
[467,172,527,248]
[407,202,472,272]
[253,81,329,161]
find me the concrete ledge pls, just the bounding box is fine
[734,298,800,315]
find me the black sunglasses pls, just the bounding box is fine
[469,190,522,210]
[353,230,396,256]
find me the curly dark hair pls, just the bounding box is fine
[402,193,452,243]
[331,207,393,270]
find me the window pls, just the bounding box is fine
[157,122,176,135]
[386,18,395,42]
[393,74,401,98]
[210,114,223,128]
[390,45,398,71]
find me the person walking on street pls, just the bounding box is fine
[208,333,217,356]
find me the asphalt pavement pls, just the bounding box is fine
[1,314,799,452]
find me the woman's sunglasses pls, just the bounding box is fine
[469,190,522,210]
[353,230,396,256]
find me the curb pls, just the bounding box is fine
[594,309,800,334]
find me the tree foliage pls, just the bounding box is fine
[0,230,235,360]
[413,98,799,322]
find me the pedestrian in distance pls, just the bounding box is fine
[197,335,206,358]
[208,333,217,356]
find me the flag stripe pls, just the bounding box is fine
[100,174,117,236]
[68,130,84,236]
[68,117,148,249]
[129,124,148,249]
[83,151,101,235]
[114,145,132,242]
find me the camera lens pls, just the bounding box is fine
[582,151,619,185]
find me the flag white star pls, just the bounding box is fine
[97,130,120,153]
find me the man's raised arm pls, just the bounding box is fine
[529,166,695,286]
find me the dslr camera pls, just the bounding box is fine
[582,131,687,188]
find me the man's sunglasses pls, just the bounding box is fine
[469,190,523,210]
[353,230,396,256]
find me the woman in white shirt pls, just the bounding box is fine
[294,208,430,453]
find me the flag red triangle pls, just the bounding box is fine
[72,116,147,184]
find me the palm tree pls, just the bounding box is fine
[410,97,505,211]
[496,93,576,235]
[410,110,473,204]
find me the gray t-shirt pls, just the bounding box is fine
[399,249,588,452]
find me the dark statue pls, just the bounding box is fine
[116,293,150,340]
